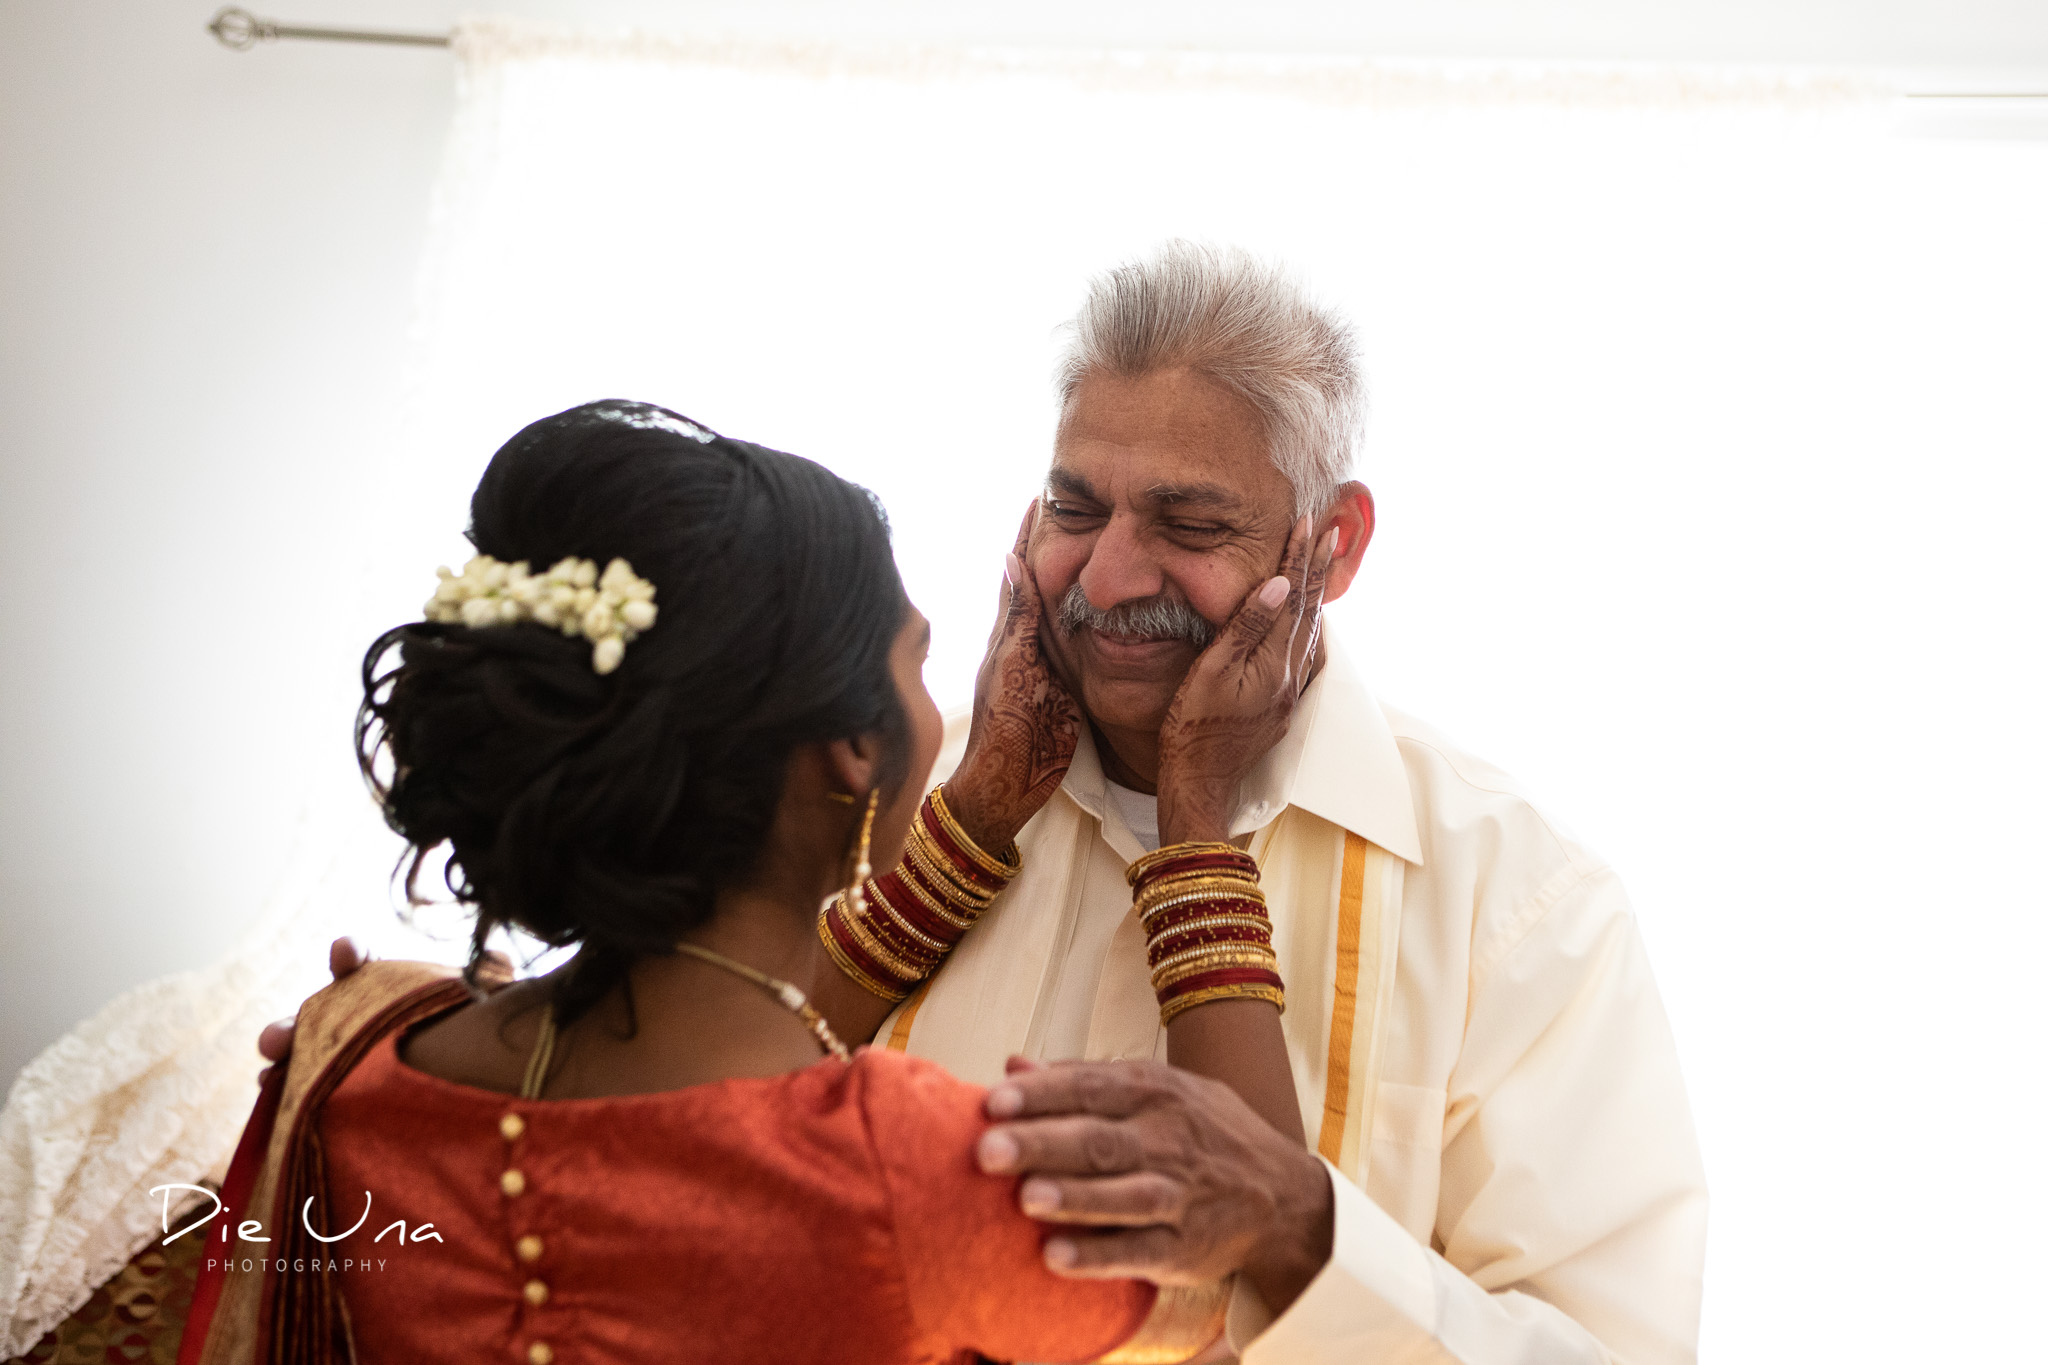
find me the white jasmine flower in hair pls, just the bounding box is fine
[420,551,658,674]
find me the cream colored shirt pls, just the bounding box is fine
[884,629,1707,1364]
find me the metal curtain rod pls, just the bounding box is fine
[202,8,2046,95]
[208,7,449,49]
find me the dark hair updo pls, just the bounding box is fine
[357,401,910,1027]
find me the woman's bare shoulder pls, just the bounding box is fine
[398,978,551,1095]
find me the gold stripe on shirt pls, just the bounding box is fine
[1317,832,1371,1164]
[885,975,935,1051]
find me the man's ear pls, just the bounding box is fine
[1319,483,1375,605]
[823,735,881,799]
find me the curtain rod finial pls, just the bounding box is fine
[209,7,276,51]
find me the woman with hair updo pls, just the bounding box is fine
[177,402,1222,1365]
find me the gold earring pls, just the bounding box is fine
[845,789,879,918]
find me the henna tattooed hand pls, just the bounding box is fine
[944,502,1083,851]
[1155,517,1337,847]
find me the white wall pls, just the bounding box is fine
[0,1,451,1086]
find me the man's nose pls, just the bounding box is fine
[1076,513,1165,611]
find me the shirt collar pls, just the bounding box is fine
[1057,623,1423,866]
[1235,626,1422,864]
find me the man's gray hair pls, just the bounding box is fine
[1054,241,1364,518]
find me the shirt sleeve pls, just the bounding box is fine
[857,1051,1157,1363]
[1235,869,1708,1365]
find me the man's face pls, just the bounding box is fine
[1030,367,1299,739]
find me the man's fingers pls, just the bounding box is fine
[1043,1226,1194,1282]
[977,1115,1145,1178]
[985,1060,1164,1122]
[1019,1171,1187,1225]
[328,936,368,981]
[257,1017,295,1063]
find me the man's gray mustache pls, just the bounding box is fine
[1055,584,1216,651]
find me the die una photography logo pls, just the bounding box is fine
[149,1183,438,1275]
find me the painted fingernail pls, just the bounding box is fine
[1259,576,1289,609]
[1004,552,1022,586]
[1020,1178,1060,1215]
[978,1129,1020,1172]
[986,1083,1023,1118]
[1323,527,1341,557]
[1044,1238,1078,1270]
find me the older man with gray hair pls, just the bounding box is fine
[873,239,1707,1363]
[285,241,1705,1361]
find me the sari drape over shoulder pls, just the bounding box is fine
[178,963,1222,1365]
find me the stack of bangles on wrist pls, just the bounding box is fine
[1128,841,1285,1025]
[818,786,1022,1001]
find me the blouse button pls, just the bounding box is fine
[500,1169,527,1198]
[516,1234,544,1263]
[499,1113,526,1141]
[526,1342,554,1365]
[523,1279,549,1307]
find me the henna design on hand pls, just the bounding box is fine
[947,501,1084,851]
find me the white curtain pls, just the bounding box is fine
[5,18,2044,1358]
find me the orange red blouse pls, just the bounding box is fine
[314,1032,1153,1365]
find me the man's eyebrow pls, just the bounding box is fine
[1144,482,1246,513]
[1045,469,1100,501]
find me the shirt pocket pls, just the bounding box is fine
[1366,1081,1446,1244]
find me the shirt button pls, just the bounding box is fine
[523,1279,549,1307]
[526,1342,554,1365]
[500,1169,527,1197]
[516,1234,544,1262]
[499,1113,526,1141]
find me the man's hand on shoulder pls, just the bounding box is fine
[977,1057,1335,1316]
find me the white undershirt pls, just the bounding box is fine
[1104,780,1161,853]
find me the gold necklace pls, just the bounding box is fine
[518,944,853,1099]
[672,940,853,1064]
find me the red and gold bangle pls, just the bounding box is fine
[817,786,1021,1002]
[1128,841,1284,1026]
[929,785,1023,882]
